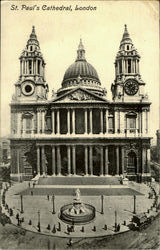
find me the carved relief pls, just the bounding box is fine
[68,90,95,101]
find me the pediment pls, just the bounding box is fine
[52,88,107,103]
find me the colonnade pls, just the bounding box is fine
[51,108,108,134]
[116,58,140,75]
[36,145,125,176]
[20,58,44,76]
[15,108,149,136]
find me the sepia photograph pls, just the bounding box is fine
[0,0,160,249]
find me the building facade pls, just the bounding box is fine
[10,25,152,181]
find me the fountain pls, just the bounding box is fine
[60,189,95,225]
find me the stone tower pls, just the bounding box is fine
[12,26,48,103]
[111,24,148,103]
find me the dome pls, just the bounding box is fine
[63,60,100,83]
[57,39,106,97]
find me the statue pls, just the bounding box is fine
[75,188,81,201]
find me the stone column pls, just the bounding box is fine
[67,146,71,175]
[51,110,55,134]
[37,111,41,134]
[89,146,93,175]
[41,111,45,134]
[31,115,34,134]
[17,112,21,135]
[41,146,45,175]
[57,146,61,175]
[36,60,39,75]
[89,109,93,134]
[116,146,119,175]
[142,148,146,174]
[85,146,88,175]
[146,110,148,134]
[26,60,28,74]
[37,146,40,174]
[105,109,108,134]
[84,109,88,134]
[121,147,124,175]
[105,146,108,175]
[100,146,104,176]
[120,111,124,133]
[57,110,60,134]
[114,110,119,133]
[142,110,146,135]
[122,59,125,73]
[137,156,139,174]
[126,60,128,73]
[20,61,22,76]
[72,145,76,175]
[137,60,140,74]
[17,148,21,182]
[52,146,56,175]
[147,111,150,135]
[100,109,103,134]
[147,148,151,173]
[22,118,26,135]
[72,109,75,134]
[67,109,71,134]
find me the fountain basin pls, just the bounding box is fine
[60,203,96,225]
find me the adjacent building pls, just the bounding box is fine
[10,25,152,181]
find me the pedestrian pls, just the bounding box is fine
[117,223,120,232]
[58,222,61,231]
[47,194,49,201]
[16,213,19,220]
[28,182,30,188]
[67,225,70,234]
[68,238,73,247]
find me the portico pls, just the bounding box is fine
[36,144,125,177]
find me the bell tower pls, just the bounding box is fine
[12,26,49,103]
[111,25,148,102]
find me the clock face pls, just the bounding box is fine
[124,80,139,96]
[22,81,35,96]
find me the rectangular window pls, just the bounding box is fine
[29,60,32,74]
[128,59,131,73]
[26,118,32,133]
[108,117,114,133]
[119,60,122,74]
[127,117,136,133]
[38,60,40,74]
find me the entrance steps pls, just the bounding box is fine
[37,176,121,186]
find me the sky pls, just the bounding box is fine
[1,0,159,144]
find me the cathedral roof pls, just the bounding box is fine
[62,39,100,84]
[58,40,106,97]
[63,60,100,83]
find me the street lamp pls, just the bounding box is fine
[20,195,24,213]
[101,195,104,214]
[37,210,41,232]
[133,195,136,214]
[114,210,117,231]
[52,195,56,214]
